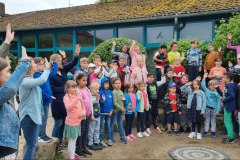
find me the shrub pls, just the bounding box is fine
[88,37,146,63]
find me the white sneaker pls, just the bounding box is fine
[188,132,196,139]
[197,133,202,140]
[137,132,143,138]
[142,131,150,137]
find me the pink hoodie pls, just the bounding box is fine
[130,66,148,86]
[130,44,146,71]
[63,93,86,126]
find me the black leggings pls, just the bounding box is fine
[137,112,145,133]
[150,100,159,128]
[125,113,134,136]
[192,122,202,133]
[76,116,90,152]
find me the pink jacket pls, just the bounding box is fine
[130,66,148,86]
[63,93,86,126]
[130,44,146,71]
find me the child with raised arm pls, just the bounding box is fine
[181,79,206,140]
[227,33,240,56]
[112,40,130,65]
[200,73,221,138]
[130,40,146,71]
[63,80,85,160]
[34,57,58,143]
[112,78,127,144]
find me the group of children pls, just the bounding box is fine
[1,22,240,160]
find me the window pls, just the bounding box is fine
[39,51,53,60]
[38,34,53,48]
[64,50,73,61]
[96,29,113,45]
[22,34,35,48]
[180,21,213,42]
[10,37,18,50]
[57,33,73,47]
[77,31,94,47]
[118,27,143,44]
[147,25,173,43]
[27,52,36,57]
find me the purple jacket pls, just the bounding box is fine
[227,40,240,55]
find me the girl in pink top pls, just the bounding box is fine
[130,58,148,88]
[75,73,93,156]
[63,80,85,160]
[130,40,146,71]
[208,57,227,92]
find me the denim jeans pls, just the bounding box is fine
[88,117,100,146]
[100,114,112,142]
[204,107,217,132]
[52,118,65,143]
[39,104,50,137]
[21,115,39,160]
[111,112,125,140]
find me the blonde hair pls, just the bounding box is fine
[137,82,145,89]
[26,57,35,77]
[208,80,216,87]
[90,82,100,91]
[65,80,77,93]
[80,57,89,64]
[50,54,62,68]
[174,56,181,61]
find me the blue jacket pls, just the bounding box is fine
[33,61,58,106]
[124,93,139,114]
[201,79,221,112]
[186,48,202,66]
[222,82,238,112]
[50,56,79,119]
[0,59,30,151]
[181,84,206,114]
[99,77,114,113]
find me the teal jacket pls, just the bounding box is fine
[124,93,139,114]
[201,79,221,112]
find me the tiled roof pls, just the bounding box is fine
[0,0,239,31]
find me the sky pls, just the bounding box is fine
[0,0,96,14]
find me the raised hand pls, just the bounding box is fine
[113,40,117,46]
[186,82,193,86]
[102,94,106,101]
[59,50,66,59]
[195,76,201,82]
[132,40,136,45]
[75,44,81,57]
[21,46,29,59]
[5,23,15,44]
[203,72,208,79]
[44,58,50,68]
[218,47,222,53]
[227,33,232,40]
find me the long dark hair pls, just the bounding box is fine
[75,73,87,85]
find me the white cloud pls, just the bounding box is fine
[0,0,96,14]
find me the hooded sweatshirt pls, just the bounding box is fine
[222,82,238,112]
[99,77,114,113]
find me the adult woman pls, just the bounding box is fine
[50,44,80,147]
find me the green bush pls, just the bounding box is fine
[213,12,240,66]
[88,37,146,63]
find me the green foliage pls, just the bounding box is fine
[9,54,18,73]
[166,39,208,68]
[213,12,240,66]
[88,37,146,63]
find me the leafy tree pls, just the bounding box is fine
[88,37,146,63]
[213,12,240,66]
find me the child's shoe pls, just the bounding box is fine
[197,133,202,140]
[107,139,112,146]
[174,130,180,136]
[142,131,150,137]
[223,137,235,144]
[146,128,152,135]
[82,148,92,156]
[161,126,166,132]
[126,135,133,142]
[184,127,191,133]
[212,132,216,138]
[120,137,127,144]
[188,132,196,139]
[178,127,184,133]
[155,127,162,134]
[130,134,137,139]
[202,131,208,137]
[137,132,143,138]
[167,130,172,136]
[100,141,107,148]
[74,155,81,160]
